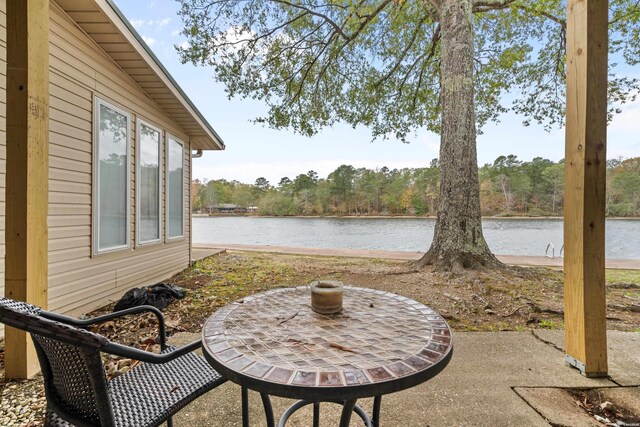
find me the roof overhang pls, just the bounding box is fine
[53,0,225,150]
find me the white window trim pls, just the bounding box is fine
[92,96,131,256]
[136,118,163,247]
[166,134,185,241]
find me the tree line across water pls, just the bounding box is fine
[192,156,640,218]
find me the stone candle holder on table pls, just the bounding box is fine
[310,280,343,314]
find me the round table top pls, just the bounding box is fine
[202,286,453,400]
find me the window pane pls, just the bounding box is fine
[97,103,129,251]
[138,123,160,243]
[167,138,184,239]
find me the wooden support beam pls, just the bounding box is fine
[563,0,608,377]
[5,0,50,379]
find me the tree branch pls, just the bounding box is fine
[271,0,350,39]
[289,30,339,104]
[373,15,432,89]
[609,0,640,25]
[394,26,440,100]
[472,1,565,30]
[514,5,566,29]
[472,0,517,12]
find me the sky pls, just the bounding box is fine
[114,0,640,185]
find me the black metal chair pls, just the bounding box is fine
[0,297,226,427]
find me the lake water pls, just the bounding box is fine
[192,216,640,259]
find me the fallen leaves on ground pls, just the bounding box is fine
[570,389,640,426]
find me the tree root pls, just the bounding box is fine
[608,303,640,313]
[501,305,529,317]
[412,247,505,272]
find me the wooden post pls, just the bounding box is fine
[5,0,50,378]
[563,0,608,377]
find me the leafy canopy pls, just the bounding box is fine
[177,0,640,141]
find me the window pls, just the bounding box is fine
[166,136,184,240]
[94,98,130,254]
[136,120,162,245]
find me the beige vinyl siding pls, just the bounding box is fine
[47,3,192,317]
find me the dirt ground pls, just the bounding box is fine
[1,250,639,425]
[89,250,640,345]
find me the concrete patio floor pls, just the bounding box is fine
[169,330,640,426]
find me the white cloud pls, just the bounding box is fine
[609,98,640,132]
[215,26,257,53]
[143,36,156,47]
[415,134,440,154]
[130,17,172,39]
[606,97,640,160]
[608,145,640,160]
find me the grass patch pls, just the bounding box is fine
[537,319,561,329]
[606,269,640,285]
[485,283,516,297]
[158,251,640,334]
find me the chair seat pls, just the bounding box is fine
[46,347,224,427]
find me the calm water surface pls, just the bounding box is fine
[193,217,640,259]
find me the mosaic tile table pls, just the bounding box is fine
[202,286,453,427]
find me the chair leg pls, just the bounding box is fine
[167,416,173,427]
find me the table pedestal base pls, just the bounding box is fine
[242,387,382,427]
[278,399,374,427]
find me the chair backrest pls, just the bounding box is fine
[0,298,115,427]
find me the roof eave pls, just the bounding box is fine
[103,0,225,150]
[62,0,225,150]
[105,0,225,150]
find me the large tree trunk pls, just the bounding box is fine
[416,0,502,271]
